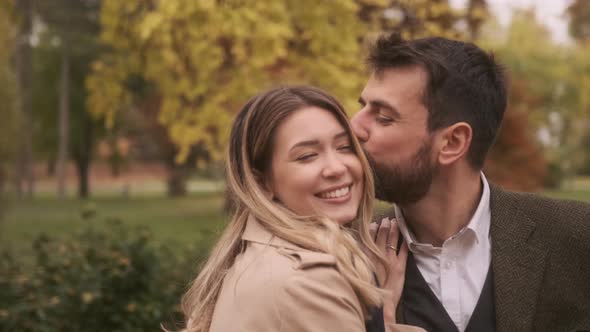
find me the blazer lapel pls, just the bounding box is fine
[489,185,548,332]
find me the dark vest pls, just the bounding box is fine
[400,253,496,332]
[366,272,385,332]
[366,302,385,332]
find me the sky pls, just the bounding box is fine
[450,0,573,43]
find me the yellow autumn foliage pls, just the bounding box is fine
[87,0,469,163]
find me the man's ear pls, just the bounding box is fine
[436,122,472,166]
[253,169,275,200]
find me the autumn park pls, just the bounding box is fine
[1,0,590,331]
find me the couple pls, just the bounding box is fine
[181,34,590,332]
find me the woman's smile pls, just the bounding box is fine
[316,184,352,202]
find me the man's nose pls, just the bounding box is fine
[350,111,369,143]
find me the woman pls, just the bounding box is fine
[181,86,421,332]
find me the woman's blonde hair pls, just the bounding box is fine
[180,86,389,332]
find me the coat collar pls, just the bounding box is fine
[489,183,548,332]
[241,215,302,251]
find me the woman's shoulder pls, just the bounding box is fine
[227,241,360,307]
[269,247,366,331]
[277,247,360,303]
[212,244,361,331]
[236,242,342,288]
[278,246,339,270]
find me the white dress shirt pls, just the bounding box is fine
[395,174,491,332]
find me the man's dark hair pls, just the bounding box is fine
[367,33,508,169]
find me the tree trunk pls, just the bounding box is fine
[73,112,94,199]
[0,167,5,197]
[15,0,34,198]
[138,95,189,197]
[165,151,188,196]
[75,156,90,198]
[0,167,5,221]
[167,163,188,197]
[56,45,70,199]
[46,156,56,176]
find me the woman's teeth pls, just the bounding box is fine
[318,186,350,199]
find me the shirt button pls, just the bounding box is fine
[444,261,453,269]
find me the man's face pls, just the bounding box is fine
[351,66,438,205]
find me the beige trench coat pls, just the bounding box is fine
[207,216,423,332]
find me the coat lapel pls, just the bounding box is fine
[489,185,548,332]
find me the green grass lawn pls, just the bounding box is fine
[0,192,227,256]
[2,186,590,258]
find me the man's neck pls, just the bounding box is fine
[400,168,483,247]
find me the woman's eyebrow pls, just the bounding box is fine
[289,131,348,152]
[289,139,319,152]
[333,131,348,140]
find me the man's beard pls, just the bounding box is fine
[366,139,437,205]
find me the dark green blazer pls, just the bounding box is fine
[392,184,590,332]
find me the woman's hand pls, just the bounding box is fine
[370,218,409,324]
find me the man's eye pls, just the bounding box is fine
[376,116,393,124]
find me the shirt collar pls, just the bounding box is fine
[468,172,491,244]
[395,172,491,250]
[241,214,302,251]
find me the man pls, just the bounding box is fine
[352,33,590,332]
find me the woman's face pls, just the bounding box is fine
[265,106,364,224]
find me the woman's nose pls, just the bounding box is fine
[321,154,347,178]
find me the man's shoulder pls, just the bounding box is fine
[491,184,590,220]
[491,185,590,328]
[490,184,590,241]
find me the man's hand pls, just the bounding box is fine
[369,218,409,324]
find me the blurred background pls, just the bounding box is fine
[1,0,589,330]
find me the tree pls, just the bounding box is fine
[32,39,105,198]
[567,0,590,43]
[466,0,489,40]
[87,0,489,196]
[34,0,103,198]
[566,0,590,175]
[480,9,590,187]
[357,0,488,41]
[14,0,35,198]
[88,0,370,195]
[484,79,547,191]
[0,0,19,200]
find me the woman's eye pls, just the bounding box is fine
[296,153,316,161]
[338,145,354,152]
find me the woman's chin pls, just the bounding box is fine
[328,211,358,225]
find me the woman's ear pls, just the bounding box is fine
[436,122,472,166]
[253,169,275,200]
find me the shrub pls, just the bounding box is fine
[0,221,205,332]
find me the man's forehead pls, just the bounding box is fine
[363,66,427,101]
